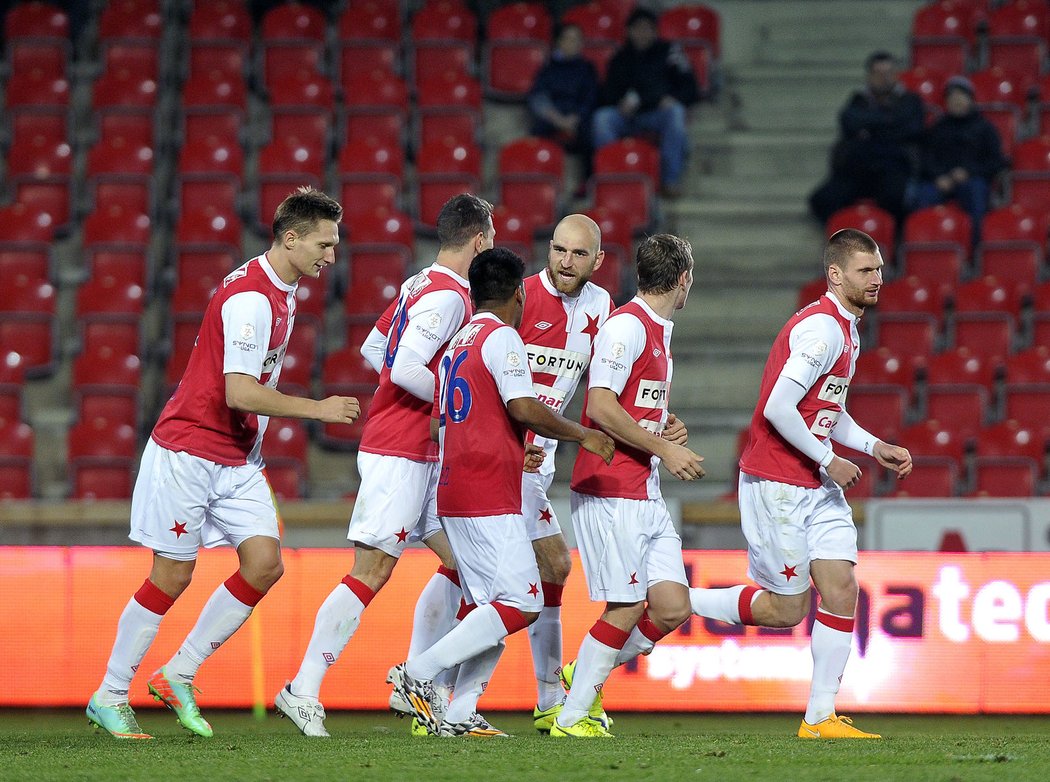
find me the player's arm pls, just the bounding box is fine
[389,290,465,402]
[226,374,359,424]
[831,411,912,479]
[360,298,398,374]
[586,389,702,479]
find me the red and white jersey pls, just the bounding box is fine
[740,293,861,488]
[571,297,673,500]
[520,271,613,475]
[359,263,472,462]
[152,253,296,466]
[437,313,536,517]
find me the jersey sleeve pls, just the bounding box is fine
[481,326,536,405]
[780,313,845,390]
[221,291,273,379]
[587,312,645,395]
[398,289,467,363]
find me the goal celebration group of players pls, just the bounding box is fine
[85,188,912,743]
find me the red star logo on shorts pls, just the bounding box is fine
[528,582,539,597]
[582,314,600,340]
[629,572,639,585]
[170,520,187,538]
[780,564,799,582]
[394,527,409,543]
[539,507,553,524]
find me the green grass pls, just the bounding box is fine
[3,710,1049,782]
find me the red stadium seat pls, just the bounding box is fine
[658,4,720,96]
[71,463,134,500]
[846,385,908,442]
[98,0,162,40]
[0,416,34,499]
[68,413,138,499]
[410,1,478,87]
[899,66,950,115]
[856,346,920,392]
[987,0,1047,85]
[876,275,945,318]
[953,314,1014,364]
[910,0,970,75]
[255,141,325,232]
[347,247,411,293]
[490,205,536,263]
[344,272,402,323]
[796,277,827,309]
[826,203,896,262]
[5,38,68,79]
[101,40,157,81]
[414,140,483,229]
[901,204,971,282]
[925,345,997,390]
[888,456,959,497]
[2,69,69,113]
[76,276,145,323]
[337,138,404,221]
[340,68,408,145]
[4,2,69,41]
[322,345,380,395]
[189,0,252,43]
[0,274,56,375]
[483,3,550,99]
[415,70,483,148]
[5,133,73,181]
[279,319,319,395]
[562,2,621,77]
[174,207,242,258]
[970,66,1029,110]
[260,1,327,42]
[898,419,968,464]
[952,274,1025,316]
[498,137,565,233]
[73,344,141,394]
[13,180,70,233]
[1004,347,1050,385]
[1010,136,1050,215]
[969,456,1039,497]
[924,383,987,437]
[171,247,237,289]
[0,247,50,286]
[347,205,415,247]
[82,204,151,253]
[320,392,373,450]
[8,110,67,149]
[1003,383,1050,433]
[975,419,1046,464]
[1038,74,1050,135]
[593,138,660,233]
[875,313,939,361]
[585,205,634,300]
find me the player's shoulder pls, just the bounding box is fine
[580,280,613,309]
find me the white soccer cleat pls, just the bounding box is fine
[386,663,442,735]
[275,685,330,738]
[437,712,509,738]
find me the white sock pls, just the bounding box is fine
[558,621,628,727]
[408,567,461,658]
[98,596,166,706]
[166,575,262,683]
[528,604,564,710]
[690,585,761,624]
[291,577,373,699]
[407,604,510,681]
[613,624,655,666]
[443,641,505,724]
[805,609,854,724]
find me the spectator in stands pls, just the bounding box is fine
[591,7,700,199]
[809,51,925,224]
[908,75,1006,245]
[527,22,601,194]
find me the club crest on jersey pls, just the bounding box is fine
[408,271,433,297]
[535,321,553,330]
[611,342,625,359]
[453,323,483,348]
[223,265,248,286]
[241,323,255,340]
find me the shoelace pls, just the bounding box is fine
[114,703,142,730]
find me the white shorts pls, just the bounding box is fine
[129,439,279,561]
[347,451,438,557]
[570,491,687,604]
[521,470,562,541]
[441,513,543,612]
[738,471,859,596]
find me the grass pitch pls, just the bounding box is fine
[2,709,1048,782]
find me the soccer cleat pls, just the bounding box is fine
[410,718,432,737]
[549,716,613,738]
[558,660,613,730]
[86,694,153,739]
[275,684,329,738]
[386,662,441,735]
[797,714,881,739]
[147,667,214,738]
[533,701,563,733]
[437,713,509,738]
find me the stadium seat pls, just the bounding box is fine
[73,345,141,396]
[658,4,720,96]
[855,345,920,392]
[81,321,141,361]
[5,38,68,80]
[340,68,409,145]
[585,205,634,300]
[344,272,402,323]
[978,204,1046,284]
[498,137,565,234]
[887,456,958,497]
[876,275,945,319]
[909,0,972,74]
[1003,383,1050,434]
[561,2,622,76]
[5,133,73,182]
[953,313,1014,364]
[268,70,334,152]
[415,70,483,149]
[2,69,69,114]
[796,277,827,309]
[409,1,478,88]
[0,417,34,499]
[987,0,1047,85]
[924,346,997,390]
[259,3,326,85]
[899,66,949,116]
[71,463,135,500]
[414,140,483,229]
[1004,347,1050,385]
[101,40,158,82]
[7,109,67,149]
[67,416,138,499]
[826,203,896,263]
[1038,74,1050,136]
[924,384,987,437]
[1009,136,1050,216]
[4,1,68,41]
[337,138,404,221]
[845,385,907,442]
[347,206,415,247]
[255,141,325,233]
[319,391,373,451]
[969,456,1039,497]
[592,138,661,233]
[76,276,145,324]
[174,206,242,259]
[970,66,1028,111]
[898,419,968,464]
[82,204,151,253]
[482,2,550,99]
[279,320,319,396]
[98,0,162,40]
[0,247,50,283]
[336,0,401,80]
[975,418,1047,465]
[0,274,56,375]
[188,0,251,43]
[322,345,381,396]
[875,313,939,361]
[13,180,70,234]
[901,204,971,285]
[170,275,220,318]
[490,205,537,264]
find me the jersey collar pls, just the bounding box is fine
[260,252,297,293]
[430,262,469,289]
[472,311,506,325]
[631,296,673,329]
[823,291,860,323]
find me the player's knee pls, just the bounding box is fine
[548,551,572,584]
[767,591,811,627]
[250,558,284,592]
[521,610,541,626]
[647,602,691,633]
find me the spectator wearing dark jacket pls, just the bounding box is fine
[810,51,925,223]
[527,23,600,189]
[591,7,700,197]
[909,75,1006,244]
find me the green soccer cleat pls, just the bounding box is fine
[550,716,613,738]
[532,701,563,734]
[558,660,613,730]
[410,718,432,737]
[86,694,153,739]
[147,667,214,738]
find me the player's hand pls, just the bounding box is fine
[662,443,705,481]
[581,428,615,465]
[523,442,546,473]
[873,441,912,479]
[661,413,688,445]
[827,455,862,489]
[316,395,360,424]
